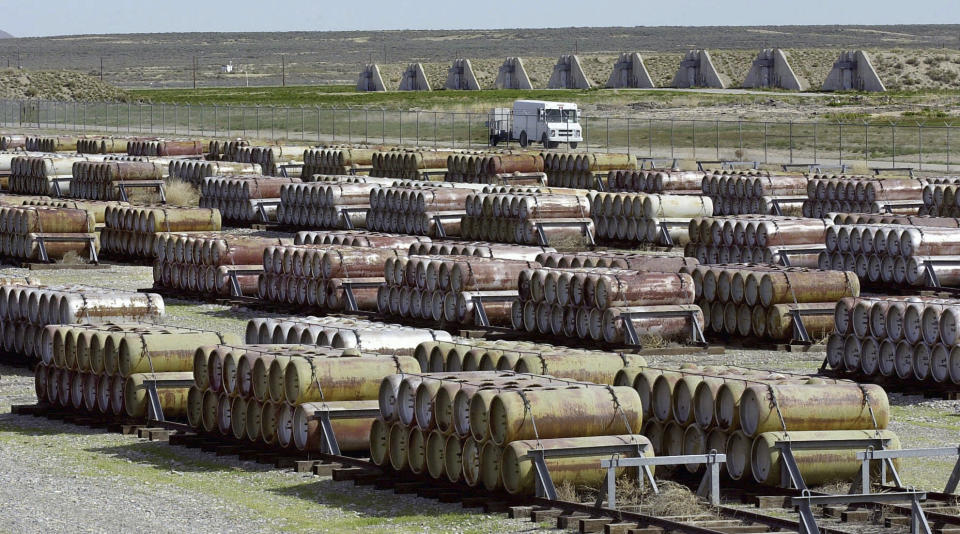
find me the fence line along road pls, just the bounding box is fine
[1,99,956,173]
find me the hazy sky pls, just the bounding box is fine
[3,0,957,37]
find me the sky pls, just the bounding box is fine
[2,0,957,37]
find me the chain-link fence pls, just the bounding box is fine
[2,98,955,172]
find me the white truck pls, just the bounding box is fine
[488,100,583,149]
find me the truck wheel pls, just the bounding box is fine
[569,142,579,149]
[548,141,559,149]
[541,133,550,148]
[519,131,528,148]
[489,135,499,147]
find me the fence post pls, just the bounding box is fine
[605,117,610,153]
[715,119,720,159]
[839,123,844,166]
[317,107,321,144]
[947,123,951,172]
[648,118,652,157]
[813,122,818,163]
[789,121,794,164]
[467,113,471,149]
[763,122,768,164]
[692,120,696,161]
[892,122,896,166]
[364,108,368,143]
[416,111,420,147]
[434,112,438,148]
[917,123,923,171]
[863,121,868,168]
[399,110,403,145]
[383,108,386,144]
[271,106,275,141]
[625,117,630,157]
[670,119,675,160]
[737,120,743,160]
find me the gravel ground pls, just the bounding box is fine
[0,363,550,534]
[2,263,959,532]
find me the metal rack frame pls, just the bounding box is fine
[788,307,834,344]
[776,438,898,491]
[768,197,807,216]
[697,160,759,171]
[431,213,464,239]
[226,268,265,298]
[32,234,100,264]
[470,293,518,327]
[602,452,726,507]
[858,445,960,495]
[618,308,707,346]
[527,443,652,505]
[534,220,595,247]
[310,406,382,455]
[117,180,167,203]
[254,200,281,223]
[793,491,930,534]
[339,280,384,312]
[144,377,196,422]
[338,207,369,230]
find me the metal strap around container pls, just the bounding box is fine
[781,270,801,308]
[137,332,156,376]
[299,356,334,430]
[464,262,475,291]
[766,383,790,437]
[858,383,882,437]
[605,385,636,442]
[518,389,544,450]
[534,353,547,375]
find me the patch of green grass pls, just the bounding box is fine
[0,419,501,533]
[128,85,809,113]
[890,405,960,432]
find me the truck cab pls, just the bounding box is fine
[488,100,583,149]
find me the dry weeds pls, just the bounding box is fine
[55,250,87,265]
[571,477,708,517]
[158,179,200,207]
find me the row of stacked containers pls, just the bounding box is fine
[4,136,960,503]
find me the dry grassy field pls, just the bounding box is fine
[0,25,957,90]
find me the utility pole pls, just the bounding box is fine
[193,56,197,90]
[281,54,286,87]
[17,47,21,69]
[99,57,103,81]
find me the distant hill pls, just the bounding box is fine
[0,69,128,101]
[0,30,12,39]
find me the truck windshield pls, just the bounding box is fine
[544,109,578,123]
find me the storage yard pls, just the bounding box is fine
[0,18,959,534]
